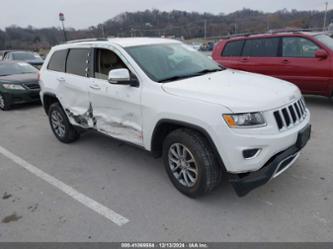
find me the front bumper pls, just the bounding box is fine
[212,107,311,173]
[229,124,311,197]
[1,90,41,105]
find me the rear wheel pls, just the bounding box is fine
[163,128,222,198]
[0,93,11,111]
[48,103,80,143]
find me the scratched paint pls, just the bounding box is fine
[95,114,143,145]
[65,103,142,145]
[65,102,97,129]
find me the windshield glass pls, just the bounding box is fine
[125,43,221,82]
[0,62,38,76]
[315,34,333,50]
[12,52,42,61]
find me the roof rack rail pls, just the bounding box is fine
[65,38,108,44]
[267,28,323,34]
[216,27,327,41]
[220,32,257,40]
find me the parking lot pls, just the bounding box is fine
[0,95,332,242]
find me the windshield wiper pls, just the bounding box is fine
[191,68,222,76]
[0,74,10,77]
[158,68,223,83]
[160,69,222,83]
[158,75,198,83]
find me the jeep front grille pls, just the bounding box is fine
[273,98,307,130]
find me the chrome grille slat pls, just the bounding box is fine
[297,101,304,116]
[273,98,307,131]
[279,110,287,128]
[292,104,300,121]
[300,99,307,114]
[294,103,301,119]
[289,105,297,123]
[286,108,294,126]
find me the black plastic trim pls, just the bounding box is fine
[151,119,226,170]
[229,124,311,197]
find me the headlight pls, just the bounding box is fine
[223,112,266,128]
[2,84,26,90]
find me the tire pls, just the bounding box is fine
[48,102,80,143]
[0,92,11,111]
[162,128,222,198]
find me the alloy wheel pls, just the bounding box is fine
[168,143,199,187]
[50,110,66,138]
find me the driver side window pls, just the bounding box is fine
[94,48,127,80]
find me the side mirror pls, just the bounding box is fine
[108,68,139,87]
[315,49,328,60]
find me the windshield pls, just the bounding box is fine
[315,34,333,50]
[125,43,222,82]
[0,62,38,76]
[12,52,42,61]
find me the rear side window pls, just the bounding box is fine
[222,40,244,57]
[47,50,68,72]
[282,37,320,58]
[66,49,90,77]
[242,38,280,57]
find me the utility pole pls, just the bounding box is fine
[204,20,207,41]
[324,2,328,30]
[101,24,106,38]
[59,13,67,41]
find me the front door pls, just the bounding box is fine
[278,36,331,95]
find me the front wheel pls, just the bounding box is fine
[162,128,222,198]
[0,93,11,111]
[48,103,80,143]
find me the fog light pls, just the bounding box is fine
[243,149,261,159]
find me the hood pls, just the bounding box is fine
[26,59,43,65]
[161,69,301,113]
[0,73,39,84]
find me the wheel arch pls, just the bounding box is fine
[42,92,60,114]
[150,119,225,170]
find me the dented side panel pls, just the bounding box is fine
[57,74,93,128]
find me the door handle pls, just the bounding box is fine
[57,77,66,82]
[241,58,249,63]
[282,59,290,64]
[89,84,101,90]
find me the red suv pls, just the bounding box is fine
[212,32,333,97]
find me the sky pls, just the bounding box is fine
[0,0,331,29]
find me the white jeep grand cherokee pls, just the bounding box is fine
[39,38,311,197]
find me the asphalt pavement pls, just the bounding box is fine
[0,96,332,242]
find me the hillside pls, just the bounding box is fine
[0,8,332,50]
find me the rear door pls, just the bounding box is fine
[238,37,281,76]
[56,48,94,128]
[278,36,330,95]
